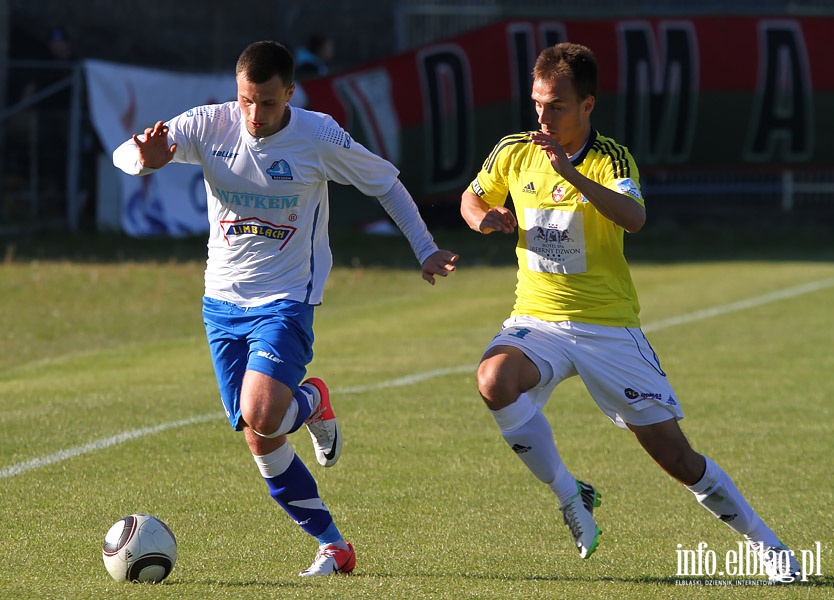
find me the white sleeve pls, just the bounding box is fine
[377,179,439,265]
[112,106,209,175]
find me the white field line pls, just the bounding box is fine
[0,414,220,479]
[336,366,476,394]
[3,276,834,480]
[641,276,834,333]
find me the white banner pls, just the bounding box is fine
[84,59,236,236]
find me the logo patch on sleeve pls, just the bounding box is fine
[615,178,643,201]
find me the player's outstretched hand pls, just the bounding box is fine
[421,250,458,285]
[133,121,178,169]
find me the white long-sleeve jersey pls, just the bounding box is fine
[114,102,438,306]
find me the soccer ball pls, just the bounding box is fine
[102,514,177,583]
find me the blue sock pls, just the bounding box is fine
[289,386,314,433]
[264,454,339,540]
[271,387,315,437]
[316,522,344,546]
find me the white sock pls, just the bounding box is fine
[276,400,300,435]
[686,455,780,547]
[492,393,577,505]
[551,468,580,507]
[252,441,295,478]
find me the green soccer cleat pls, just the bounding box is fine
[759,543,802,584]
[560,480,602,559]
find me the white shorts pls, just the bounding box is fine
[485,315,684,429]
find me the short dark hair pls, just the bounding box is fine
[532,42,598,100]
[236,41,295,85]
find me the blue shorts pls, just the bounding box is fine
[202,296,314,431]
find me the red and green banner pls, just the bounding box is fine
[303,17,834,204]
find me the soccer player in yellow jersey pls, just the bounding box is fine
[460,42,800,583]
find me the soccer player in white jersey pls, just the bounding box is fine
[114,40,458,577]
[460,42,800,583]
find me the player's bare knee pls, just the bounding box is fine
[476,363,520,410]
[241,399,285,438]
[476,362,499,400]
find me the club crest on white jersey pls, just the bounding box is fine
[267,159,293,180]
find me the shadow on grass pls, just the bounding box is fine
[171,579,311,589]
[184,572,834,588]
[348,571,834,587]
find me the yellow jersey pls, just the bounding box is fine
[470,129,644,327]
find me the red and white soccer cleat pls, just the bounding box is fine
[299,542,356,576]
[302,377,342,467]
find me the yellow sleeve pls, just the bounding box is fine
[591,138,645,208]
[469,133,530,208]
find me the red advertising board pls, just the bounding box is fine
[302,17,834,203]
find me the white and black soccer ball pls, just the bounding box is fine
[102,513,177,583]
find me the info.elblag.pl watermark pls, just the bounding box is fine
[674,541,823,584]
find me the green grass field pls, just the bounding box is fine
[1,228,833,599]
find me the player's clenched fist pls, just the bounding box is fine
[479,206,517,235]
